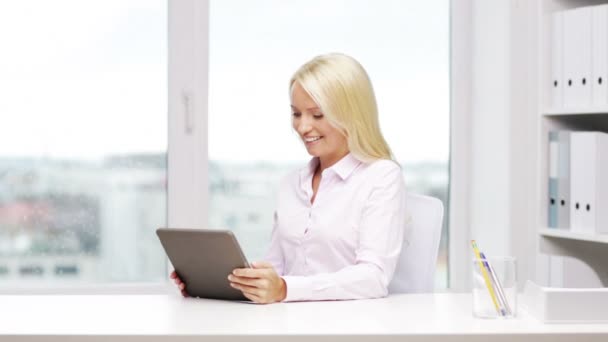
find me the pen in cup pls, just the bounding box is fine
[480,252,511,316]
[471,240,502,315]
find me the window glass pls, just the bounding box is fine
[0,0,168,285]
[209,0,450,288]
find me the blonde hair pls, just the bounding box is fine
[290,53,394,163]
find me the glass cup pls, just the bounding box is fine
[472,256,517,319]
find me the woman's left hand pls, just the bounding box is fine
[229,261,286,304]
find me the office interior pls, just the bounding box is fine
[1,0,608,340]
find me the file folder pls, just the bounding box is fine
[548,131,559,228]
[592,5,608,107]
[547,131,571,229]
[563,7,593,108]
[551,11,564,109]
[570,132,608,234]
[557,131,570,229]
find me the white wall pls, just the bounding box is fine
[452,0,540,290]
[469,0,512,257]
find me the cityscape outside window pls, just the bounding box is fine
[0,0,168,285]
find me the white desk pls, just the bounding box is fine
[1,293,607,341]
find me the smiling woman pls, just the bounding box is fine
[262,53,407,302]
[175,53,408,303]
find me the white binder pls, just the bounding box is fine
[557,131,570,229]
[551,11,564,109]
[563,7,593,109]
[548,131,559,227]
[592,5,608,107]
[570,132,608,234]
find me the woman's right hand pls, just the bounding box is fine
[170,270,189,297]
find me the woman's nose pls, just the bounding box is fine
[296,116,313,134]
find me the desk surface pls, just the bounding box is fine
[1,293,607,341]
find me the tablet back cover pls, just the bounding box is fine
[156,228,249,301]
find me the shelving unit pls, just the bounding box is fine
[537,0,608,287]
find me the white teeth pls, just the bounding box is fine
[304,137,321,142]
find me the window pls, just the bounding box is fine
[0,0,168,286]
[0,0,450,290]
[208,0,450,287]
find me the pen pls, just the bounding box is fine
[480,252,511,316]
[471,240,502,316]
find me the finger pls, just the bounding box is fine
[174,278,181,285]
[179,283,185,290]
[232,268,264,278]
[229,275,267,288]
[251,261,273,269]
[181,289,189,297]
[170,271,176,279]
[241,291,264,303]
[230,282,261,297]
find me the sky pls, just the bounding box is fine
[0,0,449,164]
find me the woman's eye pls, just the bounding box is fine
[292,112,301,118]
[313,114,324,119]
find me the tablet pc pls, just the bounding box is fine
[156,228,250,301]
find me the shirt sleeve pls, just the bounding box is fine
[281,163,407,302]
[263,211,285,276]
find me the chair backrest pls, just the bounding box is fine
[388,193,444,293]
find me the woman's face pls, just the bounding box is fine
[290,82,349,167]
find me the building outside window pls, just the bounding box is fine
[0,0,168,285]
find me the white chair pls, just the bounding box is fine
[388,193,444,293]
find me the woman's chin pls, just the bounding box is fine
[304,147,322,157]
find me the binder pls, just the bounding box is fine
[548,131,569,288]
[592,5,608,107]
[570,132,593,233]
[557,131,570,229]
[563,7,593,108]
[551,12,564,109]
[570,132,608,234]
[548,132,559,228]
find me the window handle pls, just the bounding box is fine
[182,91,194,134]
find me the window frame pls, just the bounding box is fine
[448,0,473,291]
[167,0,209,233]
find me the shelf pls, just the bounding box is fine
[539,229,608,286]
[543,108,608,116]
[539,228,608,244]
